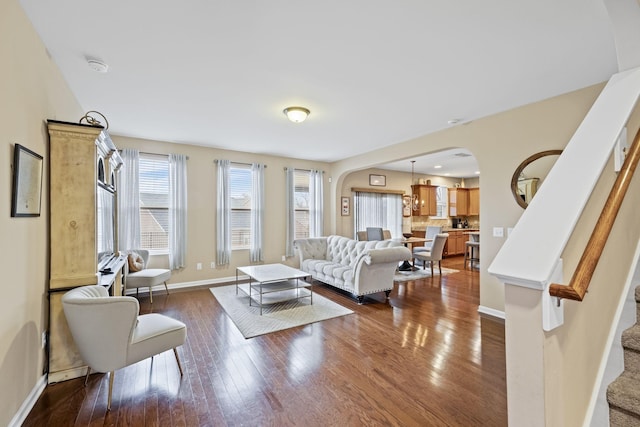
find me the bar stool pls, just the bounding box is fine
[464,241,480,269]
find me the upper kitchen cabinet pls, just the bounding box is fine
[448,188,469,216]
[412,184,437,216]
[468,188,480,216]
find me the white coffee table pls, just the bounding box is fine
[235,264,312,315]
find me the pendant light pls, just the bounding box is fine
[411,161,419,211]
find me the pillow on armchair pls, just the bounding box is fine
[128,252,145,272]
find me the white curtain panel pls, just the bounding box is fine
[168,153,187,270]
[117,149,141,251]
[250,163,265,263]
[354,191,402,238]
[284,167,296,257]
[309,169,324,237]
[216,160,231,266]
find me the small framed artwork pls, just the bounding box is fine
[11,144,43,217]
[341,196,350,216]
[369,174,386,187]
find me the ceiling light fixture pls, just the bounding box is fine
[434,165,442,169]
[283,106,310,123]
[86,58,109,73]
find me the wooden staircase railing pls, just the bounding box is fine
[550,127,640,301]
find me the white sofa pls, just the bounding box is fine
[293,235,411,303]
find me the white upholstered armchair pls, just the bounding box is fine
[62,285,187,410]
[125,249,171,303]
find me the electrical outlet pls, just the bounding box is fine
[196,263,202,270]
[493,227,504,238]
[282,255,286,262]
[41,331,47,349]
[210,262,216,269]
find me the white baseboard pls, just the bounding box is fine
[124,275,239,296]
[9,374,47,427]
[478,305,505,321]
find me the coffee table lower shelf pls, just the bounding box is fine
[236,279,313,315]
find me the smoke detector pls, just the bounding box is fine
[86,58,109,73]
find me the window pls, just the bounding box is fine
[139,154,169,250]
[230,164,252,249]
[435,186,448,218]
[353,191,402,238]
[294,170,310,239]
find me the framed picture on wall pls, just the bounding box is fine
[369,174,386,186]
[341,196,350,216]
[11,144,43,217]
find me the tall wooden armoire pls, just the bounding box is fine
[47,120,125,383]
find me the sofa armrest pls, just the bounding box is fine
[293,238,328,265]
[363,246,411,265]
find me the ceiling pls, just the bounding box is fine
[20,1,618,175]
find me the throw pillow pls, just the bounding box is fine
[128,252,145,272]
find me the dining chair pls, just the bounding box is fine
[413,233,449,275]
[366,227,384,241]
[413,226,442,257]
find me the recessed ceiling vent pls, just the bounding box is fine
[454,152,472,157]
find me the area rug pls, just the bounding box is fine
[394,267,459,282]
[210,284,354,339]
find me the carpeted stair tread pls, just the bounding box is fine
[607,372,640,421]
[621,324,640,351]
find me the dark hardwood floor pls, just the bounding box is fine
[24,256,506,426]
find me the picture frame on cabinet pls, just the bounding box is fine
[369,174,386,186]
[341,196,350,216]
[11,144,43,217]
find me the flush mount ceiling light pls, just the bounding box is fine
[86,58,109,73]
[283,106,310,123]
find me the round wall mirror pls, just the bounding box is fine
[511,150,562,209]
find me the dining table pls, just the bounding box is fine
[394,237,432,271]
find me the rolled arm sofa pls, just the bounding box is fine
[293,235,411,303]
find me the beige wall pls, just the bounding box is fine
[0,0,615,423]
[338,168,471,238]
[330,83,605,313]
[0,1,83,425]
[113,136,330,284]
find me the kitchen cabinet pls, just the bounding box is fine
[448,188,469,216]
[443,230,464,256]
[412,185,437,216]
[468,188,480,216]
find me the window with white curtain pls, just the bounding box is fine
[138,154,169,250]
[230,164,252,249]
[353,191,402,238]
[294,170,310,239]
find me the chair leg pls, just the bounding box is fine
[164,281,170,295]
[84,367,91,386]
[107,371,115,411]
[430,261,434,276]
[173,348,184,376]
[149,287,153,304]
[464,246,469,269]
[438,260,442,275]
